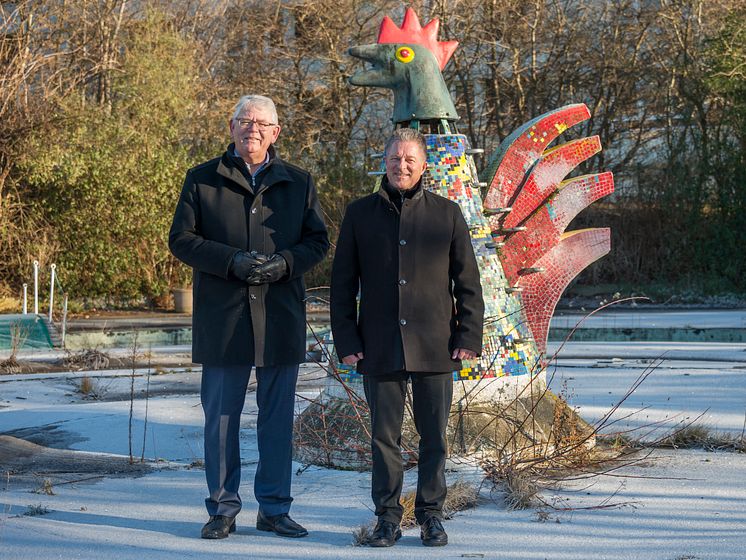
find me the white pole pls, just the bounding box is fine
[33,260,39,315]
[61,294,68,347]
[22,283,28,314]
[49,264,56,322]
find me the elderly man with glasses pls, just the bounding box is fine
[169,94,329,540]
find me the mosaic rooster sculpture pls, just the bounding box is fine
[347,8,614,381]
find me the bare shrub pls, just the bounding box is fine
[502,466,541,510]
[23,504,49,517]
[0,321,30,374]
[63,349,110,371]
[475,349,666,514]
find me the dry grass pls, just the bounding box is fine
[77,376,94,395]
[0,296,19,313]
[351,522,376,546]
[32,479,55,496]
[657,424,712,449]
[400,490,417,527]
[74,375,108,399]
[399,479,480,528]
[443,479,480,518]
[351,479,480,544]
[0,356,23,374]
[598,433,644,451]
[600,423,745,454]
[655,424,745,453]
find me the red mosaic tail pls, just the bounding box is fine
[480,104,615,355]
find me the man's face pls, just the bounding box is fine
[229,106,281,164]
[385,140,428,190]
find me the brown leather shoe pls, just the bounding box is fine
[256,511,308,538]
[201,515,236,539]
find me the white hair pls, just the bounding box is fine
[231,95,279,124]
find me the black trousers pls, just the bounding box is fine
[363,371,453,525]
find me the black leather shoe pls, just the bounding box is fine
[368,519,401,547]
[420,516,448,547]
[256,511,308,538]
[201,515,236,539]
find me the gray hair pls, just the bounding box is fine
[231,95,279,124]
[384,128,427,159]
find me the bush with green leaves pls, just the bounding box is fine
[17,13,202,300]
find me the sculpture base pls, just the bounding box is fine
[293,374,595,471]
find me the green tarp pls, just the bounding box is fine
[0,314,54,350]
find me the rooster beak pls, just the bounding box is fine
[348,44,396,87]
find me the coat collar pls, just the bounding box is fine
[377,175,425,207]
[217,144,292,193]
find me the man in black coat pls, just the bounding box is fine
[330,128,484,548]
[169,94,328,540]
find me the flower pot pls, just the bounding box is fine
[172,287,193,314]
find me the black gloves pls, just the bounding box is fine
[230,251,288,285]
[245,253,288,285]
[230,251,268,282]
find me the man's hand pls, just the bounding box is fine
[230,251,268,282]
[451,348,476,360]
[245,253,288,285]
[341,352,364,366]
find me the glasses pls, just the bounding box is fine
[236,118,278,131]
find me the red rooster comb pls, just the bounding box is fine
[377,7,458,70]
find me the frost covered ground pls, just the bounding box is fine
[0,311,745,560]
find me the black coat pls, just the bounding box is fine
[169,145,329,366]
[330,180,484,374]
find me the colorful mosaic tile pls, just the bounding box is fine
[500,171,615,286]
[518,229,611,354]
[482,104,592,211]
[421,134,540,380]
[488,136,602,235]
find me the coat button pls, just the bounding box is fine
[399,239,406,246]
[399,279,407,285]
[251,208,257,214]
[400,319,407,326]
[250,294,257,300]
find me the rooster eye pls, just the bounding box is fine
[395,46,415,63]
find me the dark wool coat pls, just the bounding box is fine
[330,180,484,374]
[169,144,329,366]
